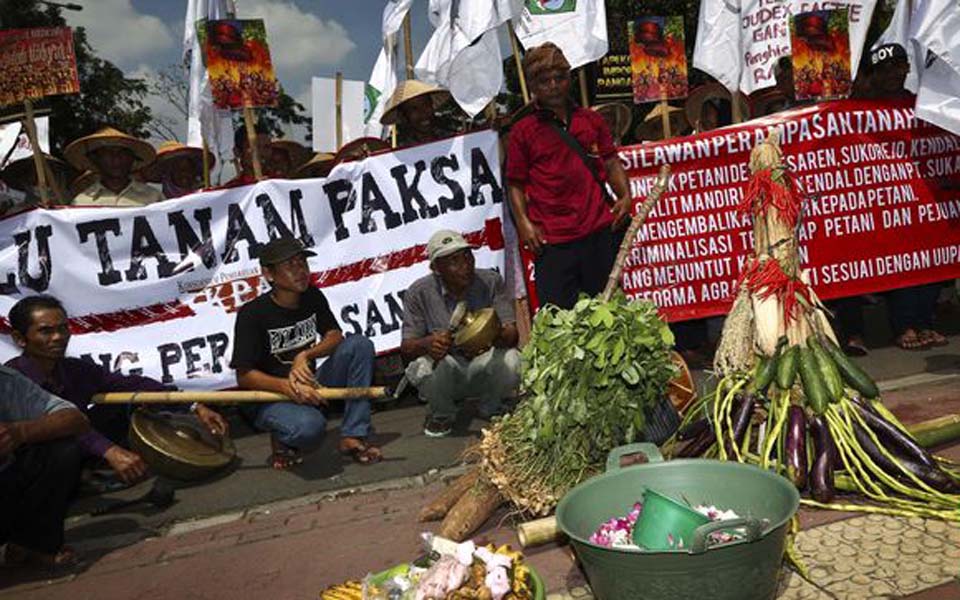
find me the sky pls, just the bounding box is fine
[62,1,438,143]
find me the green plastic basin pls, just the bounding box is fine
[555,443,800,600]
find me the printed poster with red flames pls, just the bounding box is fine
[0,27,79,107]
[790,9,853,102]
[628,16,688,103]
[203,19,279,110]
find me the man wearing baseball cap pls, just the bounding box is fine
[400,230,520,438]
[230,237,381,468]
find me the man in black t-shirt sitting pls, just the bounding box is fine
[230,237,381,469]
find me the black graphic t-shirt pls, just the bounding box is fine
[230,287,341,378]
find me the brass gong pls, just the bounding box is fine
[453,308,501,355]
[129,410,236,481]
[667,351,696,414]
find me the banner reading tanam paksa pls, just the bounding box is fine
[0,131,506,389]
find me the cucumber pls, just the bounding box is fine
[808,338,844,402]
[822,339,880,399]
[798,347,829,415]
[776,345,800,390]
[753,351,779,394]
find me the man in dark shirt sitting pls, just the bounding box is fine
[6,295,228,485]
[230,237,382,469]
[1,365,88,567]
[401,230,520,438]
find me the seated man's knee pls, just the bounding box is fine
[44,439,84,474]
[339,334,375,360]
[273,408,327,450]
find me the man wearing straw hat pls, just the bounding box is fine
[143,141,213,199]
[380,80,452,147]
[0,153,74,211]
[65,126,163,207]
[6,295,229,486]
[506,43,633,310]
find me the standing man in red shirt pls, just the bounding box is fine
[506,43,633,309]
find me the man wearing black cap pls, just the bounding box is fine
[230,237,381,469]
[866,44,912,100]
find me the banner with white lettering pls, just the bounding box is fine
[0,131,506,388]
[618,99,960,321]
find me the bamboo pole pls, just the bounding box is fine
[22,100,50,207]
[578,69,590,108]
[91,386,390,405]
[517,516,561,548]
[507,21,529,103]
[659,98,672,140]
[335,72,344,150]
[41,154,66,204]
[390,124,398,148]
[242,106,263,180]
[201,139,211,188]
[402,13,415,80]
[601,164,671,302]
[732,93,743,124]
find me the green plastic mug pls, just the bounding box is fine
[632,488,710,550]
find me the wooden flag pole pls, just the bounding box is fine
[659,97,672,140]
[391,124,398,148]
[91,387,390,405]
[201,139,212,188]
[242,106,263,181]
[732,92,743,124]
[578,69,590,108]
[335,72,344,150]
[22,100,50,207]
[402,13,415,80]
[507,21,529,103]
[41,155,66,203]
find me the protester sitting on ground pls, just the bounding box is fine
[293,152,335,180]
[506,42,633,310]
[143,141,212,199]
[0,365,88,567]
[269,139,311,178]
[401,230,520,438]
[65,126,163,206]
[230,237,382,469]
[380,80,453,147]
[221,123,275,188]
[0,153,74,208]
[6,295,228,485]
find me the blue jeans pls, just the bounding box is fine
[249,335,375,450]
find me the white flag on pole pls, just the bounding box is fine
[693,0,742,92]
[312,77,368,152]
[904,0,960,136]
[914,56,960,136]
[363,47,394,138]
[909,0,960,74]
[515,0,608,69]
[383,0,414,40]
[184,0,235,173]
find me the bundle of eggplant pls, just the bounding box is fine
[670,131,960,521]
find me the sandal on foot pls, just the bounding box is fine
[842,337,869,357]
[339,439,382,465]
[269,439,303,470]
[919,329,949,347]
[896,329,927,351]
[4,544,77,568]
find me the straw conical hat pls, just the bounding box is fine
[592,103,633,142]
[64,126,156,173]
[294,152,335,179]
[141,141,214,183]
[1,154,72,190]
[749,88,791,118]
[332,137,391,167]
[68,170,99,198]
[636,104,689,142]
[270,139,312,168]
[380,80,451,126]
[685,83,751,129]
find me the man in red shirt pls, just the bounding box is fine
[506,43,632,309]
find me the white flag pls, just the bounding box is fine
[184,0,235,172]
[383,0,414,41]
[914,56,960,136]
[904,0,960,136]
[363,47,394,138]
[515,0,608,69]
[693,0,742,92]
[312,78,368,151]
[909,0,960,74]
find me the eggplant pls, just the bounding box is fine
[851,421,960,493]
[677,417,711,441]
[784,406,808,490]
[676,428,716,457]
[808,415,836,503]
[849,397,937,470]
[725,394,756,457]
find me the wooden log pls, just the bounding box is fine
[91,387,389,405]
[438,480,504,542]
[517,516,561,548]
[418,469,480,522]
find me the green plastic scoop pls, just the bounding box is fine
[632,488,710,550]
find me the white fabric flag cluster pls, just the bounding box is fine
[515,0,608,69]
[694,0,877,95]
[312,77,368,152]
[363,0,415,138]
[184,0,235,172]
[416,0,522,117]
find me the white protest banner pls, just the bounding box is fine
[738,0,877,94]
[0,131,506,389]
[312,77,376,152]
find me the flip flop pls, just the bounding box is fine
[919,329,949,347]
[339,440,383,465]
[895,329,927,351]
[842,338,869,357]
[269,438,303,470]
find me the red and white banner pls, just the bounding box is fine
[0,131,506,388]
[620,99,960,321]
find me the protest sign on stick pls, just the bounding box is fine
[628,16,688,105]
[0,27,80,206]
[791,9,852,102]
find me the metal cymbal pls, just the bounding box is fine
[454,308,501,355]
[129,409,235,481]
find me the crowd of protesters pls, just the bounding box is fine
[0,39,957,568]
